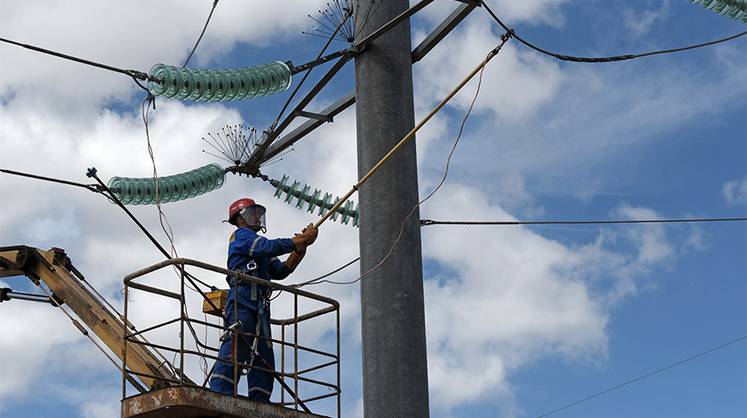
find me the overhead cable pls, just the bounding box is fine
[183,0,220,67]
[420,217,747,226]
[481,0,747,63]
[0,36,152,82]
[0,168,104,194]
[535,335,747,417]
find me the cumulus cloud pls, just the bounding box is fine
[415,16,563,122]
[722,177,747,205]
[0,0,321,114]
[419,187,693,412]
[1,1,739,417]
[623,1,671,37]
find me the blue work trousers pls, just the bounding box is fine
[209,301,275,402]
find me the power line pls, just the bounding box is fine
[183,0,220,67]
[481,0,747,63]
[0,168,104,194]
[0,36,153,82]
[420,217,747,227]
[535,335,747,418]
[291,216,747,288]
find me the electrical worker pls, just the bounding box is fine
[210,197,318,401]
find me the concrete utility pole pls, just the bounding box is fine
[354,1,430,417]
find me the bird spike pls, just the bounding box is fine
[269,174,359,227]
[202,124,260,167]
[302,0,378,43]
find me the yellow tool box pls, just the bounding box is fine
[202,290,228,316]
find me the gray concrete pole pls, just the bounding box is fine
[354,1,430,417]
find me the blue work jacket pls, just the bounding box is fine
[226,227,296,309]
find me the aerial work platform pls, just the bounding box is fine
[122,386,326,418]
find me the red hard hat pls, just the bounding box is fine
[228,198,258,224]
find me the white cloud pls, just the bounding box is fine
[419,186,692,412]
[0,0,323,113]
[415,16,563,123]
[418,0,570,27]
[623,1,671,37]
[722,177,747,205]
[0,291,80,403]
[1,1,740,416]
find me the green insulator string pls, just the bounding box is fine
[271,175,359,227]
[147,61,292,102]
[108,163,226,205]
[690,0,747,23]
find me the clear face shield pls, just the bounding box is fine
[240,205,267,233]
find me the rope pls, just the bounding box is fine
[312,32,513,230]
[183,0,220,67]
[481,0,747,63]
[297,33,511,288]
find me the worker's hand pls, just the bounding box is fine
[301,223,318,245]
[292,224,318,251]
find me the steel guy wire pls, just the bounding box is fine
[183,0,220,67]
[298,33,511,288]
[420,217,747,226]
[481,0,747,63]
[534,335,747,418]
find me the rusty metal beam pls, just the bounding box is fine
[122,386,326,418]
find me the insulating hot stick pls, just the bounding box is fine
[314,36,511,228]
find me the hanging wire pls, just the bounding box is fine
[535,335,747,417]
[481,0,747,63]
[291,257,360,287]
[183,0,220,67]
[139,96,209,297]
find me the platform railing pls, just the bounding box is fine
[122,258,341,417]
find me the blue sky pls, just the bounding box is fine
[0,1,745,417]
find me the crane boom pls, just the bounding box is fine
[0,245,183,391]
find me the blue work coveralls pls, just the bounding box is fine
[209,227,296,401]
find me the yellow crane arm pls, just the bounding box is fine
[0,245,182,391]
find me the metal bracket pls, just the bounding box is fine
[296,110,334,123]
